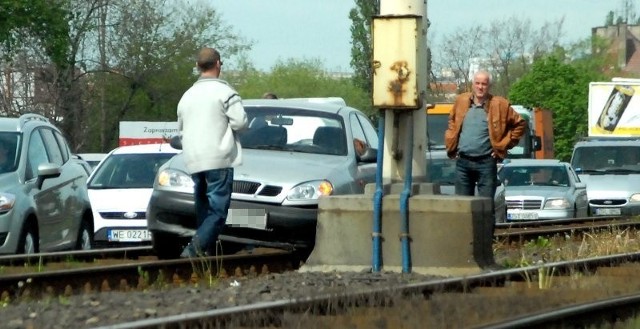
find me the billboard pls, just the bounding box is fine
[589,82,640,136]
[118,121,178,146]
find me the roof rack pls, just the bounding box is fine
[19,113,49,128]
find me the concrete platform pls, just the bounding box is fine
[300,189,495,276]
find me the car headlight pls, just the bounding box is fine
[630,194,640,202]
[0,193,16,213]
[156,169,194,192]
[543,198,570,209]
[286,180,333,201]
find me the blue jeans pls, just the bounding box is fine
[188,168,233,254]
[454,157,498,209]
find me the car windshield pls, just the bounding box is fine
[572,146,640,172]
[0,132,21,174]
[239,107,347,155]
[427,157,456,184]
[499,165,569,187]
[88,152,175,189]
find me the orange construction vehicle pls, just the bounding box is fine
[425,103,554,159]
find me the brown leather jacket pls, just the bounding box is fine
[444,92,526,159]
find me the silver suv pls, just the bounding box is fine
[0,114,94,254]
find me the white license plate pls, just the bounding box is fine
[507,211,539,220]
[108,229,152,242]
[594,208,621,216]
[226,209,267,230]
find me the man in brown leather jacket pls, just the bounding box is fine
[444,70,525,215]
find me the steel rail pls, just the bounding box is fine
[0,249,296,299]
[473,292,640,329]
[94,251,640,329]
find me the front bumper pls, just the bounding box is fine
[147,189,318,249]
[507,208,575,221]
[589,202,640,216]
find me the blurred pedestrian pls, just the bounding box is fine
[445,70,525,214]
[262,92,278,99]
[177,47,248,257]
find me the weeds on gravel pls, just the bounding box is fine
[495,227,640,269]
[186,241,226,288]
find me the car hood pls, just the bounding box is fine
[505,186,570,198]
[578,174,640,197]
[236,150,348,184]
[88,188,153,211]
[167,150,348,184]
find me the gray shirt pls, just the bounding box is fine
[457,103,492,157]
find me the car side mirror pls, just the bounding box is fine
[36,163,62,189]
[169,135,182,150]
[533,135,542,152]
[575,182,586,189]
[357,148,377,163]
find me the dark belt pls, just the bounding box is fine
[458,153,493,161]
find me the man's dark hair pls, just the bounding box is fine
[196,47,220,71]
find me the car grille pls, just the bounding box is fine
[589,199,627,206]
[233,180,282,196]
[506,199,542,210]
[99,211,146,220]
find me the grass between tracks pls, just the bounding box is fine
[494,226,640,268]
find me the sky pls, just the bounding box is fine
[213,0,621,73]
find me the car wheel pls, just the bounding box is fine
[152,232,185,259]
[76,219,93,250]
[17,221,38,254]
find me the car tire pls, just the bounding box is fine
[152,232,185,259]
[17,220,38,254]
[76,219,94,250]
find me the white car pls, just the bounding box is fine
[87,144,178,247]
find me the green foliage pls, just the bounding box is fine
[0,0,71,67]
[230,59,372,115]
[349,0,378,93]
[509,54,606,161]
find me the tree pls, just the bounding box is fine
[349,0,379,95]
[434,16,564,97]
[509,55,606,161]
[229,58,371,115]
[605,10,615,26]
[433,25,484,92]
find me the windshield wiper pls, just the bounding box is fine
[602,168,640,174]
[251,145,287,150]
[578,169,606,174]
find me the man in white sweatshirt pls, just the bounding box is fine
[177,47,248,257]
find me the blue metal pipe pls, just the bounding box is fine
[372,110,385,272]
[399,113,414,273]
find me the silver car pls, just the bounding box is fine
[0,114,94,254]
[498,159,589,221]
[147,99,379,258]
[426,149,507,223]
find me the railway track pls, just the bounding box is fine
[495,215,640,242]
[2,216,640,328]
[92,252,640,328]
[0,247,299,301]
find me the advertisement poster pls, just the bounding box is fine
[589,82,640,136]
[118,121,178,146]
